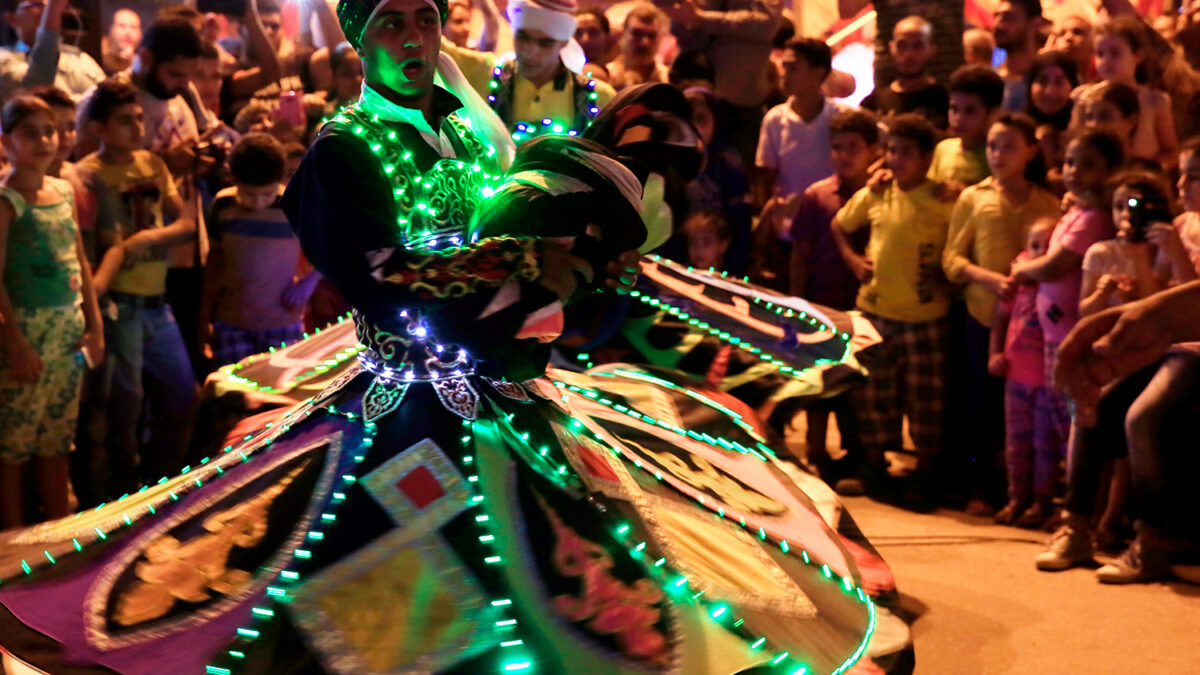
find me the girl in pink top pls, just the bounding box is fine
[991,219,1065,527]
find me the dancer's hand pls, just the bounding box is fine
[605,250,640,294]
[538,239,593,302]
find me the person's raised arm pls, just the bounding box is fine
[665,0,782,41]
[310,0,347,55]
[474,0,502,53]
[22,0,69,89]
[228,0,284,100]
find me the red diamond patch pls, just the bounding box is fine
[396,465,446,509]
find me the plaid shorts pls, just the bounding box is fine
[851,313,949,460]
[0,306,86,463]
[213,321,305,368]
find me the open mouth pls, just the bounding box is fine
[401,58,427,80]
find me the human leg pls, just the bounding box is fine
[900,317,948,503]
[105,301,147,496]
[999,380,1035,524]
[848,316,902,490]
[140,305,198,483]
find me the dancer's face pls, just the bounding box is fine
[360,0,442,99]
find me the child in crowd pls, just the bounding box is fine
[791,108,880,493]
[682,211,732,272]
[963,28,996,69]
[990,218,1061,526]
[234,102,276,136]
[862,16,950,131]
[756,37,842,242]
[283,141,307,180]
[1011,131,1123,507]
[201,134,316,368]
[1026,51,1079,192]
[929,65,1006,189]
[0,96,103,527]
[1074,15,1177,168]
[1177,138,1200,268]
[75,78,199,499]
[833,114,955,505]
[1080,82,1141,157]
[944,112,1061,513]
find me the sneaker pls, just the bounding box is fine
[1097,539,1169,584]
[1036,526,1094,571]
[1016,501,1051,529]
[994,500,1024,525]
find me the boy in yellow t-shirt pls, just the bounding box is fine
[74,79,198,501]
[832,113,954,506]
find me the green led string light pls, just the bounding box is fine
[490,390,874,675]
[221,313,359,394]
[208,417,538,674]
[331,106,503,250]
[487,63,601,144]
[626,289,853,379]
[4,399,322,583]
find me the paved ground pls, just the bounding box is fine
[842,496,1200,675]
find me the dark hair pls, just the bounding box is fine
[230,133,286,186]
[330,41,357,72]
[772,20,795,49]
[156,4,200,23]
[992,111,1048,186]
[1069,127,1126,170]
[141,17,203,63]
[887,113,938,154]
[785,37,832,75]
[257,0,281,14]
[26,84,75,111]
[1,95,54,135]
[82,78,140,125]
[1027,50,1078,129]
[831,108,880,146]
[1001,0,1043,20]
[1095,15,1151,83]
[1109,168,1175,214]
[282,141,307,159]
[1090,81,1140,120]
[682,210,732,241]
[577,6,610,34]
[949,64,1006,109]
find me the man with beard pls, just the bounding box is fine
[861,15,950,131]
[992,0,1045,112]
[102,8,142,75]
[443,0,616,137]
[606,2,668,91]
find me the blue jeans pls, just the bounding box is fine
[83,299,197,496]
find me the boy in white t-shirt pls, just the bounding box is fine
[755,36,842,241]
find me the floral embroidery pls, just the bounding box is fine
[537,493,669,666]
[373,236,540,299]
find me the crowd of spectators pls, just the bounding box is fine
[2,0,1200,590]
